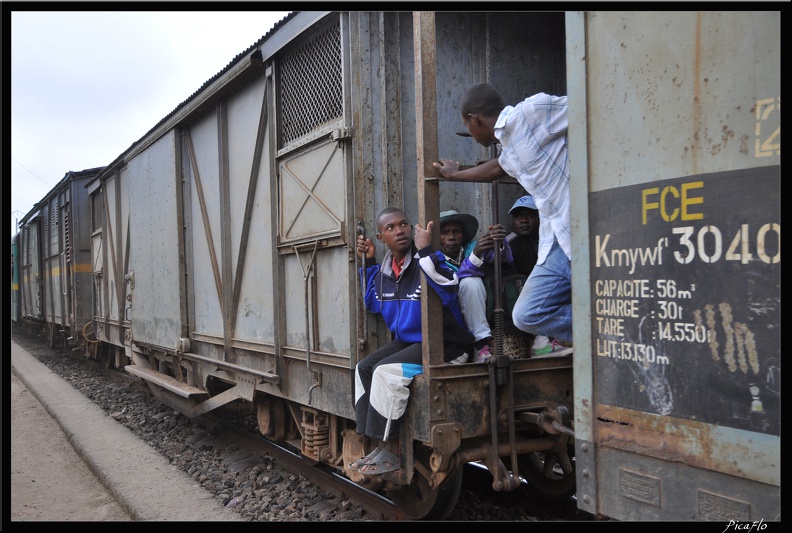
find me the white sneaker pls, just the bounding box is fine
[531,335,550,355]
[448,352,469,365]
[532,335,572,356]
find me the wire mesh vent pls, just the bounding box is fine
[280,22,342,145]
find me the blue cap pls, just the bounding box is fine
[509,195,537,213]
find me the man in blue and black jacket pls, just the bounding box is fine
[348,207,474,476]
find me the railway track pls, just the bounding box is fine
[97,360,401,518]
[14,328,588,521]
[201,411,405,520]
[112,363,588,521]
[193,408,589,521]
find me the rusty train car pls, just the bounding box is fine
[12,11,779,521]
[13,167,105,349]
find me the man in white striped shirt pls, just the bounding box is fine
[433,83,572,355]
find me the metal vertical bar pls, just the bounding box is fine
[45,200,54,327]
[348,13,371,365]
[114,174,125,328]
[264,63,285,383]
[413,11,443,369]
[490,181,504,357]
[173,125,189,341]
[218,101,232,359]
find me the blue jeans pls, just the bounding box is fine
[511,239,572,342]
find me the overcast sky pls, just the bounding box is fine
[9,9,291,237]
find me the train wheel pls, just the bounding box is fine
[48,323,60,349]
[256,396,287,441]
[389,465,463,520]
[518,444,576,499]
[95,344,112,368]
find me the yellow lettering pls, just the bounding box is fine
[660,186,680,222]
[681,181,704,220]
[642,187,660,225]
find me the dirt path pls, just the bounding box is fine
[10,371,131,521]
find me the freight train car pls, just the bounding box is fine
[568,11,779,521]
[84,11,573,519]
[11,232,20,326]
[14,167,105,350]
[16,10,779,521]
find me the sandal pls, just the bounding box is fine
[349,448,382,472]
[359,448,400,475]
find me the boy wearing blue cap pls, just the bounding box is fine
[458,195,542,361]
[434,83,572,355]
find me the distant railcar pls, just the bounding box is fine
[14,167,104,350]
[11,232,20,326]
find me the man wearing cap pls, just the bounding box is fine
[438,210,483,362]
[458,195,541,361]
[439,210,479,272]
[434,82,572,356]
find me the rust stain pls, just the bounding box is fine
[738,134,750,156]
[593,404,755,480]
[692,12,702,176]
